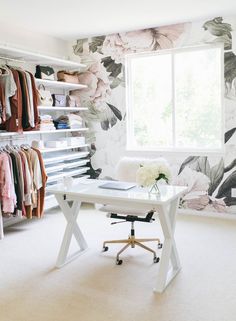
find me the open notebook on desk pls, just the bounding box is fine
[99,182,136,191]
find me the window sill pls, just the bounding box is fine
[126,147,225,157]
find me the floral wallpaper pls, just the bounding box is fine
[72,16,236,215]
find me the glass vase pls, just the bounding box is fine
[148,181,160,195]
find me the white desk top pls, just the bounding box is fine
[47,179,187,206]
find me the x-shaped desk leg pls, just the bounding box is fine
[55,195,88,268]
[155,197,180,293]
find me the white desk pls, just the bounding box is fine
[47,179,187,293]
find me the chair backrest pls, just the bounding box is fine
[115,156,169,182]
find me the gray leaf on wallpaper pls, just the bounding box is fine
[73,39,87,55]
[224,52,236,97]
[178,156,200,175]
[203,17,232,50]
[101,56,122,78]
[225,127,236,143]
[100,117,117,130]
[216,170,236,206]
[194,157,211,177]
[110,77,123,89]
[106,103,122,121]
[208,158,225,196]
[89,36,106,53]
[225,159,236,173]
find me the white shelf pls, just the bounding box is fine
[38,106,88,112]
[41,144,89,154]
[47,167,90,183]
[35,78,87,90]
[46,159,89,174]
[45,164,65,174]
[0,128,88,137]
[0,44,85,69]
[43,151,90,164]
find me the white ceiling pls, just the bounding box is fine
[1,0,236,40]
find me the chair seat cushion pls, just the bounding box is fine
[98,204,151,216]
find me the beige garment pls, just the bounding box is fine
[32,148,48,218]
[22,149,34,218]
[23,148,42,209]
[19,151,32,206]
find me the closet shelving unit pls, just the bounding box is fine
[35,78,87,90]
[0,44,91,232]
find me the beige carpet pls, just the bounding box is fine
[0,204,236,321]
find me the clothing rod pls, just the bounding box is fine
[0,135,26,141]
[0,55,25,63]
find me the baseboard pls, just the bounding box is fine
[178,208,236,220]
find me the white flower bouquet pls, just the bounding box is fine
[136,162,171,189]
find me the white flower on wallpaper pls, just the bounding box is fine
[173,167,210,193]
[173,166,228,212]
[173,167,210,210]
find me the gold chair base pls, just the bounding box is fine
[103,236,161,263]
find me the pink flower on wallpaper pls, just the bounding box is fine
[184,193,210,211]
[72,60,111,112]
[207,196,227,213]
[102,23,186,63]
[173,167,210,210]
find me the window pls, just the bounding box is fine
[126,44,224,153]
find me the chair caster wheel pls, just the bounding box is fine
[102,246,109,252]
[116,259,123,265]
[158,243,163,249]
[153,256,160,263]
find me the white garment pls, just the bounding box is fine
[0,67,17,119]
[25,72,35,128]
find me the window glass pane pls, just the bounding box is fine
[129,54,172,149]
[174,48,222,149]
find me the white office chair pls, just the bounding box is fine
[99,157,167,265]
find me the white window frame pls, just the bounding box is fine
[125,43,225,155]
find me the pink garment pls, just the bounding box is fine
[0,153,16,213]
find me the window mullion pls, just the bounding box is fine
[171,51,176,148]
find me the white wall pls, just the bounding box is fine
[0,21,69,57]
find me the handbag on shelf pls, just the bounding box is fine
[37,85,53,106]
[52,94,67,107]
[35,65,55,80]
[57,70,80,84]
[66,95,81,107]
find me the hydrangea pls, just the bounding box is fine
[136,162,171,187]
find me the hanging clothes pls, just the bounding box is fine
[32,147,48,218]
[5,68,23,132]
[0,145,46,219]
[0,66,17,120]
[0,66,39,132]
[0,152,16,213]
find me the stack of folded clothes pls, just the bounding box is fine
[67,114,83,129]
[53,115,70,130]
[39,114,56,131]
[53,114,83,130]
[54,115,70,129]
